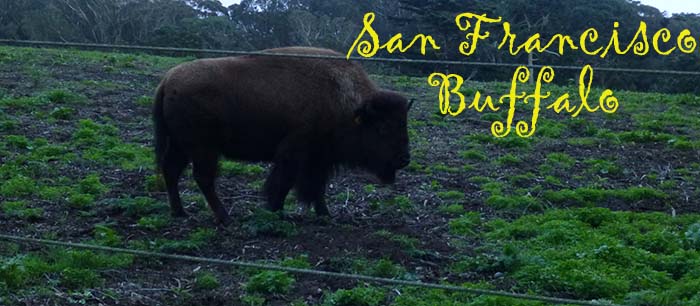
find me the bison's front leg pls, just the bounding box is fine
[296,162,331,216]
[264,160,297,212]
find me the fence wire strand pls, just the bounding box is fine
[2,39,700,76]
[0,234,620,306]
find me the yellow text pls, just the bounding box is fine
[346,12,441,59]
[427,66,619,138]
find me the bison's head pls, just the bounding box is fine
[352,91,412,184]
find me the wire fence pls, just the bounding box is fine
[0,234,620,306]
[2,39,700,76]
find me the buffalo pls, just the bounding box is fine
[153,47,411,224]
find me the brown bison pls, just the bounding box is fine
[153,47,411,224]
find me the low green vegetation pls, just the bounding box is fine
[220,160,266,176]
[323,285,386,306]
[0,249,133,291]
[543,187,667,206]
[245,271,295,295]
[459,208,700,304]
[194,271,221,290]
[449,212,481,236]
[1,201,43,220]
[242,209,297,237]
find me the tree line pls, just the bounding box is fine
[1,0,699,93]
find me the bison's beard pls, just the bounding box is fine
[355,159,398,185]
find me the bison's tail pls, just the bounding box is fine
[153,82,169,173]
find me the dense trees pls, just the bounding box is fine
[0,0,698,92]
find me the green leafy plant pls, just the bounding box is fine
[449,212,482,236]
[242,209,297,237]
[194,271,220,290]
[322,285,385,306]
[1,201,43,220]
[245,271,295,295]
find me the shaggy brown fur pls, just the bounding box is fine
[153,47,411,224]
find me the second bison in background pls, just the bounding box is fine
[153,47,411,224]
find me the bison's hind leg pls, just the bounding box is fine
[162,144,189,218]
[191,150,231,225]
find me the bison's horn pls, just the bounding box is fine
[408,99,415,111]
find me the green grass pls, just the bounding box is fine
[144,174,166,192]
[486,194,543,211]
[545,153,576,170]
[220,160,266,176]
[135,95,153,107]
[49,107,75,120]
[460,149,487,161]
[431,163,460,173]
[584,159,623,177]
[280,255,312,269]
[496,153,523,166]
[242,209,297,237]
[0,96,47,110]
[128,228,215,253]
[466,133,533,149]
[245,271,295,295]
[78,174,109,196]
[194,271,221,290]
[110,196,168,218]
[70,119,153,170]
[474,208,700,304]
[393,284,539,306]
[44,89,85,104]
[1,201,43,221]
[323,285,386,306]
[437,190,465,201]
[374,230,423,256]
[93,224,123,247]
[542,187,667,207]
[326,256,408,281]
[440,204,466,215]
[449,212,482,236]
[0,249,132,291]
[381,195,414,212]
[137,215,171,230]
[0,175,38,198]
[67,193,95,209]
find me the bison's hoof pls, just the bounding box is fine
[171,209,188,218]
[215,215,232,226]
[313,215,333,225]
[314,206,330,217]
